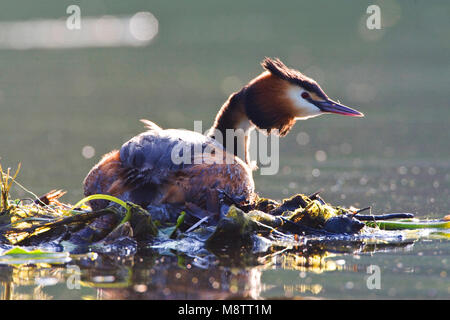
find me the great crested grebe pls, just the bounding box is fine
[83,58,363,222]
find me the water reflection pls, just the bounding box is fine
[2,235,441,300]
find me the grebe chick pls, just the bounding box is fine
[83,58,363,223]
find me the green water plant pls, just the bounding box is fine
[365,219,450,230]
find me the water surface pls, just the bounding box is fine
[0,0,449,299]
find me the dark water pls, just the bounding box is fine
[0,0,449,299]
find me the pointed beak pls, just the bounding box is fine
[314,99,364,117]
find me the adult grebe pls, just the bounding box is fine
[83,58,363,222]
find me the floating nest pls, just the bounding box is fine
[0,163,449,259]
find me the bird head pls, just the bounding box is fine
[243,57,364,136]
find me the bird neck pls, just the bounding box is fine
[208,89,255,165]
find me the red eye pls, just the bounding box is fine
[301,92,310,99]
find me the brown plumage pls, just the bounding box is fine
[244,71,298,136]
[83,57,363,223]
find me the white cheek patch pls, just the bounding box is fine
[287,87,322,119]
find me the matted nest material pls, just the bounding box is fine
[0,190,158,247]
[205,193,367,248]
[0,187,363,248]
[2,163,449,256]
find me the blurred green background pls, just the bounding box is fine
[0,0,449,216]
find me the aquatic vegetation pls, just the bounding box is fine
[365,219,450,230]
[0,162,449,268]
[0,163,21,213]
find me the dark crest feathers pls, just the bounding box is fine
[261,57,328,100]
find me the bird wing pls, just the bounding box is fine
[116,128,225,191]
